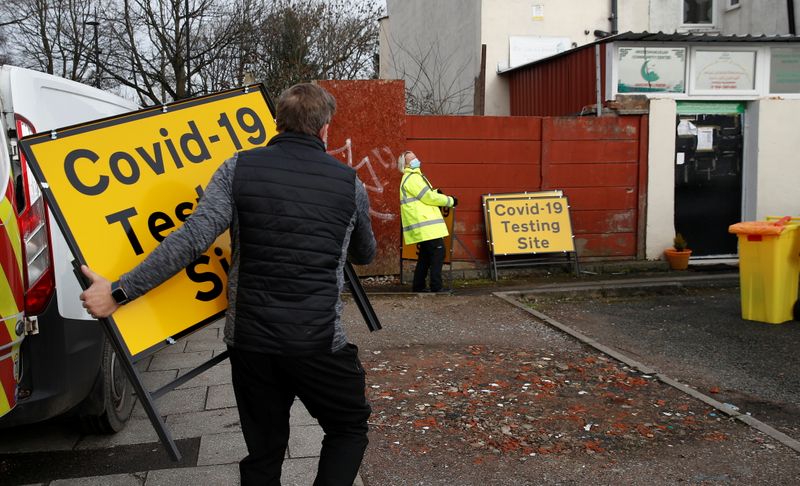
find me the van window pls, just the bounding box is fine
[12,116,36,214]
[12,153,24,213]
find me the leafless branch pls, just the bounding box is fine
[386,32,475,115]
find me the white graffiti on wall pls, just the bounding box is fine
[328,138,397,221]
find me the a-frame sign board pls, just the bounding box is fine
[20,85,381,460]
[482,191,580,279]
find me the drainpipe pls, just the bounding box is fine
[789,0,797,35]
[610,0,619,34]
[595,44,603,117]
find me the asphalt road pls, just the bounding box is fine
[3,275,799,485]
[347,282,800,485]
[524,284,800,440]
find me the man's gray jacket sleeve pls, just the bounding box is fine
[348,176,376,265]
[119,156,237,300]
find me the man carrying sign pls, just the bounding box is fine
[80,83,377,486]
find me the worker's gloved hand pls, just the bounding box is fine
[451,196,458,207]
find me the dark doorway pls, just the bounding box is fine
[674,113,743,256]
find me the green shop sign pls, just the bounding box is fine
[617,46,686,93]
[676,101,745,115]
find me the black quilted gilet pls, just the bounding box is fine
[232,132,356,355]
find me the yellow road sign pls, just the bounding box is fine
[20,86,277,357]
[482,192,574,255]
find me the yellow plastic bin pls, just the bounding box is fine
[729,217,800,324]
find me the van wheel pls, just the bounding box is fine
[80,339,134,434]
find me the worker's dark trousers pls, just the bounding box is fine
[228,344,371,486]
[413,237,445,292]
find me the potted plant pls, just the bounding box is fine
[664,233,692,270]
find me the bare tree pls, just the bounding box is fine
[0,0,99,81]
[192,0,263,94]
[386,34,475,115]
[241,0,380,96]
[97,0,241,105]
[98,0,379,105]
[0,9,30,29]
[314,0,380,80]
[1,0,381,103]
[0,27,10,65]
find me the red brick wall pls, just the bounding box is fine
[319,81,646,273]
[406,116,543,262]
[542,117,644,258]
[319,80,406,275]
[407,115,646,261]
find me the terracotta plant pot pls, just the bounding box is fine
[664,247,692,270]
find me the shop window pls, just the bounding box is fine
[684,0,714,25]
[770,48,800,93]
[690,49,757,94]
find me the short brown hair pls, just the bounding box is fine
[275,83,336,136]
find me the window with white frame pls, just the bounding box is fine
[727,0,741,9]
[684,0,714,25]
[690,49,757,94]
[770,48,800,93]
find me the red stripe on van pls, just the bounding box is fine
[0,224,24,310]
[0,313,16,407]
[0,311,11,344]
[0,349,17,409]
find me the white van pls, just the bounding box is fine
[0,66,139,431]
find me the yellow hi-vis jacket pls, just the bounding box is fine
[400,167,455,245]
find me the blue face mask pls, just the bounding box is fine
[409,158,421,169]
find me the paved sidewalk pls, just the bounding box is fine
[1,318,364,485]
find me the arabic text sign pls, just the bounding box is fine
[21,87,277,356]
[483,193,574,255]
[693,50,756,91]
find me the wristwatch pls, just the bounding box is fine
[111,281,130,305]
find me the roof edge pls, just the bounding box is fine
[499,30,800,75]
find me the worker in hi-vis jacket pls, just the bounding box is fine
[398,150,457,293]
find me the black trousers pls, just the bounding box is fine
[228,344,371,486]
[412,237,445,292]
